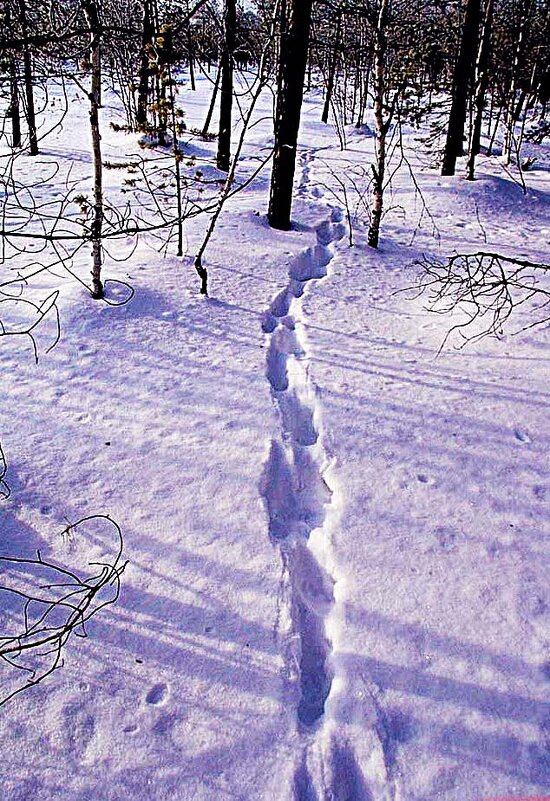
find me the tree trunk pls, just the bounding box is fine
[502,0,531,164]
[136,0,153,130]
[167,61,184,257]
[216,0,236,171]
[187,25,196,90]
[321,6,342,124]
[17,0,38,155]
[202,62,221,136]
[487,103,501,154]
[82,0,104,300]
[9,55,22,148]
[268,0,313,230]
[367,0,389,249]
[6,6,22,149]
[441,0,481,176]
[466,0,494,180]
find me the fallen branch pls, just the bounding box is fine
[404,251,550,350]
[0,515,126,706]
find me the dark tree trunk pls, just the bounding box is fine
[17,0,38,155]
[441,0,481,176]
[136,0,154,130]
[202,62,221,136]
[502,0,531,164]
[356,46,372,128]
[6,7,22,149]
[466,0,494,180]
[9,56,22,148]
[321,6,342,124]
[268,0,314,230]
[216,0,236,171]
[187,26,196,90]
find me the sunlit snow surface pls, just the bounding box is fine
[0,72,549,800]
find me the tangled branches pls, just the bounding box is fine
[0,515,126,706]
[411,251,550,350]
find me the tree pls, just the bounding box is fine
[466,0,495,180]
[136,0,154,130]
[217,0,236,171]
[81,0,104,299]
[501,0,533,164]
[268,0,314,231]
[320,2,343,124]
[367,0,390,248]
[4,4,22,148]
[441,0,481,176]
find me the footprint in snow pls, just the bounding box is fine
[146,683,169,705]
[61,702,96,762]
[123,723,140,734]
[514,428,531,443]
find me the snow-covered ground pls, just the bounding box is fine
[0,72,549,800]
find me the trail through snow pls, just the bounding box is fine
[260,153,384,800]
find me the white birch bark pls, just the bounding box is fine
[367,0,389,249]
[82,0,104,299]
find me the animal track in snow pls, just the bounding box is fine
[260,206,345,733]
[292,735,374,801]
[146,682,169,705]
[54,701,97,764]
[329,738,374,800]
[514,427,531,443]
[293,756,318,801]
[259,167,373,798]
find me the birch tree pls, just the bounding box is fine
[367,0,389,249]
[82,0,104,299]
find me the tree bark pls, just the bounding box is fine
[268,0,313,230]
[502,0,531,164]
[441,0,481,176]
[466,0,494,180]
[6,6,22,149]
[202,62,221,136]
[82,0,104,299]
[17,0,38,155]
[216,0,236,171]
[136,0,154,130]
[187,24,196,90]
[321,6,342,124]
[367,0,389,249]
[9,54,22,148]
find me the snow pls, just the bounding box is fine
[0,71,549,800]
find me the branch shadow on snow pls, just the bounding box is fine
[66,522,283,697]
[0,464,53,557]
[339,643,549,787]
[0,512,46,558]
